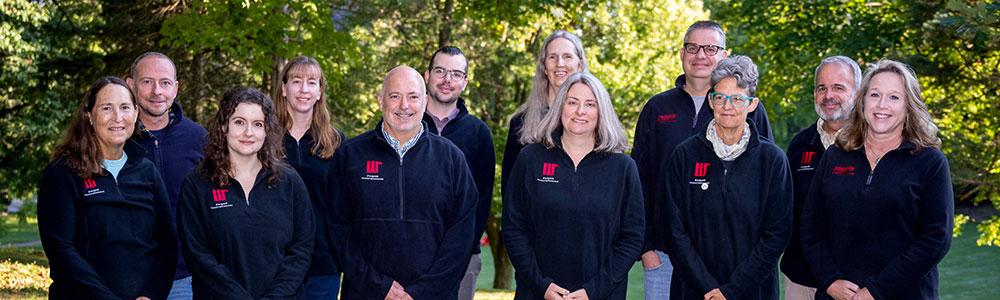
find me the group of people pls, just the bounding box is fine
[36,19,953,300]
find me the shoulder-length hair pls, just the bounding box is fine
[275,56,341,159]
[537,72,628,153]
[836,59,941,152]
[201,87,286,187]
[51,76,137,178]
[514,30,589,145]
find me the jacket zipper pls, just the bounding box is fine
[398,156,404,219]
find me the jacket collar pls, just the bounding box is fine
[422,97,470,134]
[137,102,188,138]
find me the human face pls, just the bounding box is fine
[709,77,758,130]
[814,64,857,121]
[681,29,728,79]
[127,57,178,118]
[560,82,599,137]
[425,54,468,105]
[379,70,426,141]
[226,103,266,159]
[544,38,581,92]
[90,84,137,158]
[863,72,907,138]
[281,65,322,115]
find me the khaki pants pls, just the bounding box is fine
[784,274,817,300]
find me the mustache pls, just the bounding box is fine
[820,98,841,106]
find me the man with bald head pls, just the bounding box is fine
[325,66,478,300]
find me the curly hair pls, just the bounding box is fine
[200,87,286,187]
[275,56,341,159]
[51,76,138,178]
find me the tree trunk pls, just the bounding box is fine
[192,51,206,123]
[436,0,454,48]
[270,55,286,103]
[485,213,514,289]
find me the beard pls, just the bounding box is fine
[429,89,459,104]
[815,98,853,121]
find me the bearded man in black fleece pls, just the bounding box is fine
[325,65,478,300]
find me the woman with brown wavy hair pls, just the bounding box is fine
[38,76,178,299]
[801,59,953,300]
[177,87,315,299]
[275,56,345,299]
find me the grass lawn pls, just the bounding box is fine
[1,215,997,299]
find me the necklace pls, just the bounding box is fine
[864,138,901,169]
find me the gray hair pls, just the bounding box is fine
[710,55,758,96]
[515,30,589,145]
[129,51,177,80]
[684,20,726,49]
[537,72,628,153]
[815,55,862,90]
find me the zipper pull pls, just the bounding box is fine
[866,172,873,186]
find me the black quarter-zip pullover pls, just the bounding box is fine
[779,123,827,287]
[283,130,346,276]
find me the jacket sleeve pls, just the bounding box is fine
[325,150,394,299]
[800,153,845,291]
[502,150,554,294]
[140,170,179,298]
[36,166,122,299]
[500,115,524,196]
[750,101,774,141]
[719,150,793,299]
[862,153,954,299]
[406,150,478,298]
[176,176,253,299]
[663,149,721,293]
[582,158,646,299]
[631,100,661,253]
[472,124,496,246]
[263,173,315,298]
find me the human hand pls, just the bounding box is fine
[544,283,570,300]
[641,250,662,269]
[703,288,726,300]
[849,288,874,300]
[826,279,860,300]
[385,281,407,300]
[565,288,589,300]
[136,297,151,300]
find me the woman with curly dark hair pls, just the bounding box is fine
[177,87,315,299]
[38,76,177,299]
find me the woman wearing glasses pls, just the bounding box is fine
[800,60,953,300]
[501,30,589,196]
[663,55,791,300]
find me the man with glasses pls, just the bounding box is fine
[779,56,861,300]
[127,52,207,300]
[631,20,773,299]
[420,46,495,300]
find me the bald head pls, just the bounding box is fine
[378,65,427,142]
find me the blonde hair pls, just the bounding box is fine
[836,59,941,152]
[537,72,628,153]
[275,56,341,159]
[514,30,589,145]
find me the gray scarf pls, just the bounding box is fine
[706,119,751,161]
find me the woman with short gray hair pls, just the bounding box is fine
[503,72,643,300]
[664,55,792,300]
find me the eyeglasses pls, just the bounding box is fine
[683,43,724,56]
[708,92,755,109]
[431,67,467,80]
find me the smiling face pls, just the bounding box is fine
[544,37,581,92]
[281,64,323,115]
[379,68,427,141]
[681,29,728,80]
[709,77,758,130]
[128,56,178,118]
[814,63,857,121]
[90,84,137,157]
[425,53,468,105]
[560,82,599,138]
[226,102,267,159]
[863,72,907,138]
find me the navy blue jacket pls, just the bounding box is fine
[801,141,953,300]
[501,113,527,197]
[283,130,346,276]
[325,123,478,299]
[178,167,315,299]
[133,102,207,279]
[632,74,773,254]
[664,124,791,300]
[423,98,496,255]
[38,141,178,299]
[503,142,644,300]
[779,123,826,287]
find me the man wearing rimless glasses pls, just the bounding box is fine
[631,20,773,300]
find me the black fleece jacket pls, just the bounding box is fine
[178,167,314,299]
[779,123,826,287]
[632,74,773,254]
[801,142,953,300]
[325,123,478,300]
[502,142,644,300]
[663,123,791,300]
[38,141,178,300]
[423,98,496,254]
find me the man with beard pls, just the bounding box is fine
[780,55,861,300]
[420,46,496,300]
[127,52,207,300]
